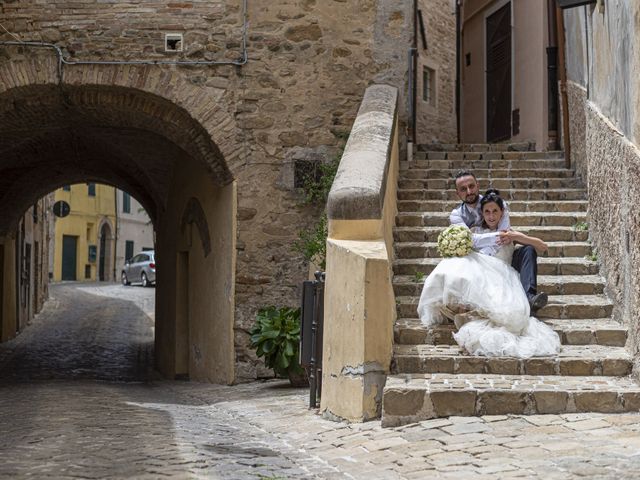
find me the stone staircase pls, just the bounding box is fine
[381,144,639,427]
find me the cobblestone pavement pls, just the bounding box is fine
[2,284,640,479]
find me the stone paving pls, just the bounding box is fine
[2,284,640,478]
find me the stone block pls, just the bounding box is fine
[478,391,528,415]
[573,391,621,413]
[524,358,557,375]
[429,390,477,417]
[559,359,596,376]
[602,358,632,376]
[383,389,425,416]
[532,391,570,414]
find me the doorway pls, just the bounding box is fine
[486,2,512,142]
[61,235,78,281]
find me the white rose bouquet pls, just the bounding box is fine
[437,225,473,258]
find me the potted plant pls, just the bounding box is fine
[250,306,309,387]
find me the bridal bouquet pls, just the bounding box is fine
[437,225,473,257]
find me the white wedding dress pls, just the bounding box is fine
[417,236,561,358]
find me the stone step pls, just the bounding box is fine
[381,374,640,427]
[394,317,627,347]
[398,188,587,201]
[395,241,592,259]
[398,177,583,190]
[402,158,566,169]
[398,211,587,228]
[397,200,588,213]
[393,256,598,276]
[401,168,576,179]
[395,294,612,320]
[393,274,605,296]
[393,226,589,242]
[416,143,547,153]
[392,344,632,377]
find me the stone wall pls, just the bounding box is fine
[566,81,588,182]
[0,0,411,380]
[586,104,640,374]
[415,0,457,144]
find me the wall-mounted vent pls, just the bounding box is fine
[165,33,183,52]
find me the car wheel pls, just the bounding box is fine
[121,272,130,286]
[141,272,149,288]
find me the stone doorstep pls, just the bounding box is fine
[398,178,583,190]
[397,189,587,201]
[392,344,632,377]
[394,241,593,259]
[401,168,576,179]
[393,274,605,296]
[395,294,613,320]
[393,318,627,347]
[381,374,640,427]
[398,211,587,228]
[397,200,588,213]
[393,257,598,276]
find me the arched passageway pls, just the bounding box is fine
[0,83,237,384]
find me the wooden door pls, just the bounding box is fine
[61,235,77,281]
[486,2,512,142]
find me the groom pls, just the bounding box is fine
[449,170,548,313]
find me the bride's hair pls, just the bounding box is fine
[480,189,504,228]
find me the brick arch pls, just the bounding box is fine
[0,78,235,234]
[0,51,241,174]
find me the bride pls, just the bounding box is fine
[417,190,561,358]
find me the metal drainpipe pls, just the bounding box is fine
[113,189,118,283]
[456,0,461,144]
[0,0,248,79]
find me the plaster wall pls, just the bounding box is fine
[53,184,116,282]
[563,6,588,87]
[155,158,236,384]
[115,190,155,275]
[588,1,640,143]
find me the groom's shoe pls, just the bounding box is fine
[528,292,548,313]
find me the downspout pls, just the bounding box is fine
[456,0,462,144]
[555,4,571,168]
[113,189,118,282]
[411,0,418,145]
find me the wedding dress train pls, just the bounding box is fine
[417,244,561,358]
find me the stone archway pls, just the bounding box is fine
[0,62,238,383]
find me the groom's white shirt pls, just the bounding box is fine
[449,194,511,252]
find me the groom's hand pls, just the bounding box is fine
[497,230,513,246]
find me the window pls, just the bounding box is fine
[84,264,92,279]
[88,183,96,197]
[122,192,131,213]
[422,66,436,107]
[125,240,134,262]
[62,185,71,192]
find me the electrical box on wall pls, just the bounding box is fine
[165,33,183,52]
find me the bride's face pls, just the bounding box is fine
[482,202,503,229]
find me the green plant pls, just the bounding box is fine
[294,149,342,270]
[585,248,598,262]
[413,271,425,283]
[293,213,328,270]
[250,306,304,378]
[574,221,589,232]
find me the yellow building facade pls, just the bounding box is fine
[53,184,117,282]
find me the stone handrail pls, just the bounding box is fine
[321,84,399,422]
